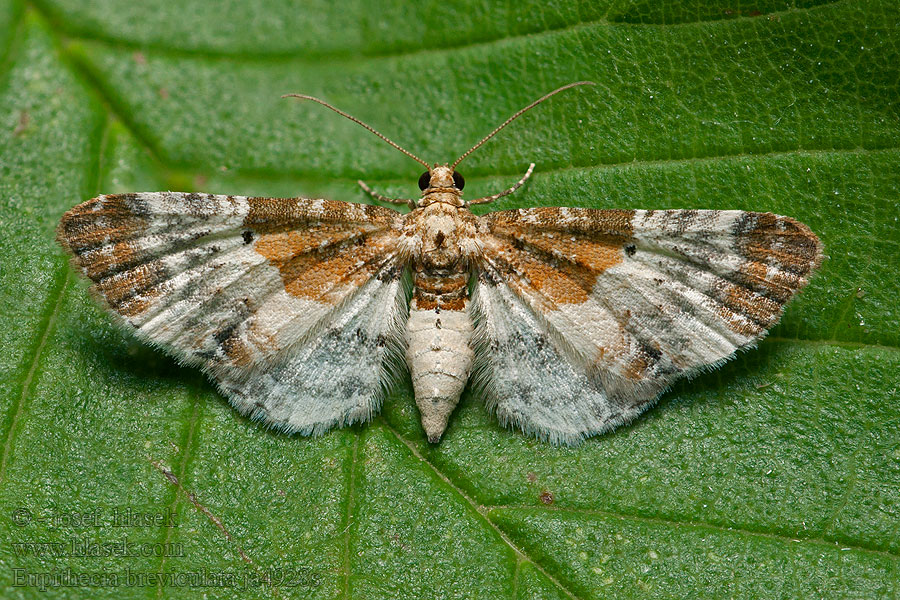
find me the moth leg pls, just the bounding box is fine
[467,163,535,206]
[358,180,416,209]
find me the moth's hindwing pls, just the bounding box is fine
[473,208,822,444]
[58,192,407,434]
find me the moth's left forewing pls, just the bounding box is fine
[58,192,409,435]
[474,207,822,444]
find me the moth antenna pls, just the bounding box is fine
[283,93,431,169]
[451,81,596,169]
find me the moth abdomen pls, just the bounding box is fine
[406,268,474,443]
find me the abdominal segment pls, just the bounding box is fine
[405,269,474,443]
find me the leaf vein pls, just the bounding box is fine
[342,434,361,600]
[487,504,900,562]
[381,420,584,600]
[0,267,69,486]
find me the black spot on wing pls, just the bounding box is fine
[478,269,502,287]
[638,340,663,362]
[377,264,401,282]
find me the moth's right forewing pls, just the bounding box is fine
[473,207,822,444]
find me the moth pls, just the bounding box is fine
[57,82,823,445]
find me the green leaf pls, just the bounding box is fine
[1,1,898,598]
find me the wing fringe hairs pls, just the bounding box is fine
[469,276,758,446]
[216,268,411,436]
[88,263,410,437]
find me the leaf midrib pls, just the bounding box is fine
[383,421,582,600]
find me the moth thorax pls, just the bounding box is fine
[418,190,464,209]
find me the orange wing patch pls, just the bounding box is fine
[481,235,593,305]
[482,207,636,306]
[254,228,399,303]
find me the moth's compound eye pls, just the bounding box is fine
[418,171,431,190]
[452,171,465,190]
